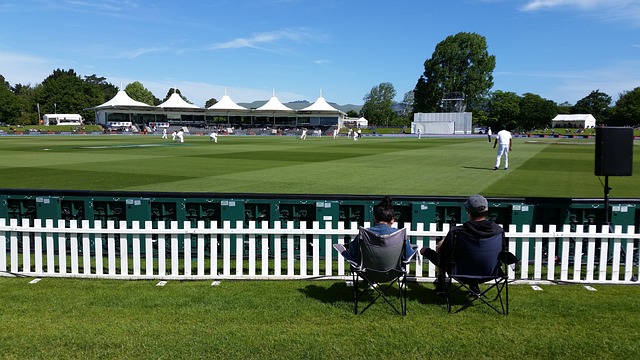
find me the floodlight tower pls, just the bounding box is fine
[441,92,466,112]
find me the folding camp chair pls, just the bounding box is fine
[443,230,518,315]
[334,227,414,315]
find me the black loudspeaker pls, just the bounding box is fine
[594,127,633,176]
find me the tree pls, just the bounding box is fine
[571,90,612,124]
[346,109,359,118]
[557,101,572,115]
[84,75,118,103]
[205,98,218,108]
[162,88,192,104]
[415,32,496,112]
[0,81,21,124]
[361,82,396,126]
[34,69,104,123]
[519,93,557,131]
[125,81,158,106]
[487,91,520,131]
[400,91,414,119]
[412,75,439,113]
[611,87,640,126]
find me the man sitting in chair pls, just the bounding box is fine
[343,196,417,263]
[420,194,506,294]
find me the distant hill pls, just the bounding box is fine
[238,100,361,114]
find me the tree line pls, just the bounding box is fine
[0,69,206,126]
[361,32,640,131]
[2,33,639,130]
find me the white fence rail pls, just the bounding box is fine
[1,218,638,284]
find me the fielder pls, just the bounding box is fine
[493,128,512,170]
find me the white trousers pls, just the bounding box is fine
[495,145,509,169]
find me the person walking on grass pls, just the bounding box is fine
[493,126,512,170]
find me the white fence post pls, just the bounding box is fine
[1,218,638,283]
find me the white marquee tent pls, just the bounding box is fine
[551,114,596,128]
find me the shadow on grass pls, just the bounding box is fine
[299,281,447,310]
[461,166,497,171]
[298,282,353,307]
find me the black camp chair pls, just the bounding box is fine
[442,230,518,315]
[334,227,415,315]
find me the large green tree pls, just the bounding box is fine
[519,93,557,131]
[84,75,118,103]
[125,81,159,106]
[414,32,496,113]
[34,69,105,123]
[571,90,612,125]
[0,79,21,124]
[361,82,396,126]
[487,90,521,131]
[611,87,640,126]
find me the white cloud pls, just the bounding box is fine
[110,47,171,59]
[521,0,601,11]
[520,0,640,25]
[208,28,320,51]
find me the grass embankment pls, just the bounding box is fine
[1,277,638,359]
[0,124,103,133]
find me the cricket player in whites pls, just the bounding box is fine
[493,127,512,170]
[209,131,218,143]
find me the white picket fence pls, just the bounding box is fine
[1,218,638,284]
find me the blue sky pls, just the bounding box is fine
[1,0,639,107]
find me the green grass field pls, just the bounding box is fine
[1,278,639,359]
[0,134,638,198]
[2,135,640,359]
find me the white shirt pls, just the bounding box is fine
[496,130,511,146]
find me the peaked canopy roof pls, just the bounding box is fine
[208,94,247,111]
[158,92,201,109]
[256,95,294,112]
[93,90,151,109]
[300,95,343,113]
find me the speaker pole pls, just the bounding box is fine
[603,175,611,228]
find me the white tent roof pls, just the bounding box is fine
[300,96,343,113]
[552,114,596,127]
[158,92,200,109]
[256,96,294,112]
[93,90,151,109]
[208,94,247,111]
[552,114,595,122]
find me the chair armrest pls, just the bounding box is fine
[333,243,359,268]
[402,244,420,265]
[499,251,519,265]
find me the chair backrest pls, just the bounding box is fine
[450,230,504,277]
[357,227,406,272]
